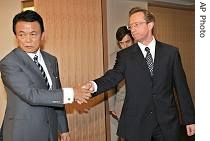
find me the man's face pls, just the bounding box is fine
[118,34,133,49]
[15,21,44,53]
[129,12,150,42]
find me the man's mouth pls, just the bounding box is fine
[25,46,33,48]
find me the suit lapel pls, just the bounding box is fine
[132,44,151,76]
[14,48,43,76]
[41,51,55,89]
[14,48,55,88]
[153,41,164,76]
[41,51,53,76]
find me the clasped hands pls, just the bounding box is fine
[73,82,94,104]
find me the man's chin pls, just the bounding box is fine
[19,47,39,53]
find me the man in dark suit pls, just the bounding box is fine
[0,10,91,141]
[83,7,195,141]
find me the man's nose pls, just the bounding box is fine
[120,43,127,49]
[25,34,32,42]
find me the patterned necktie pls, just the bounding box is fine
[145,47,154,76]
[33,55,50,90]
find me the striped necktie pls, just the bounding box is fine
[145,47,154,76]
[33,55,50,90]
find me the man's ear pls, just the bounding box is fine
[40,32,46,48]
[41,31,45,41]
[148,22,154,31]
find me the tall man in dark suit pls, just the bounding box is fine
[0,10,91,141]
[83,7,195,141]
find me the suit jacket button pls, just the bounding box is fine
[46,120,49,124]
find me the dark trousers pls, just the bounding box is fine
[150,123,166,141]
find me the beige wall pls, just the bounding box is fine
[0,77,7,127]
[0,0,21,127]
[34,0,106,140]
[0,0,21,60]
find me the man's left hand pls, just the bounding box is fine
[60,132,71,141]
[186,124,195,136]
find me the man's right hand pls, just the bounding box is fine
[73,85,92,104]
[82,81,94,92]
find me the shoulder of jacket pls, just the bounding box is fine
[156,40,179,52]
[41,50,57,60]
[0,48,17,63]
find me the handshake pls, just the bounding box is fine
[73,82,94,104]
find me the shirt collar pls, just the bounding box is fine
[137,37,156,61]
[138,36,156,51]
[27,49,42,61]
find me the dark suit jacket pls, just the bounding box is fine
[0,48,69,141]
[93,41,195,141]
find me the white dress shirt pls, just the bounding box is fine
[138,36,156,62]
[28,50,53,88]
[27,49,74,104]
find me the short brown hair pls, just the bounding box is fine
[129,7,155,23]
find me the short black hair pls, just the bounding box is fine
[116,26,133,41]
[13,10,44,35]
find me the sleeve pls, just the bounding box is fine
[56,106,69,133]
[0,58,64,107]
[53,60,69,133]
[93,52,125,96]
[172,49,195,125]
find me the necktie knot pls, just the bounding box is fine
[33,55,38,62]
[145,47,150,52]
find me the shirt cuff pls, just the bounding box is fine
[63,88,74,104]
[90,81,97,93]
